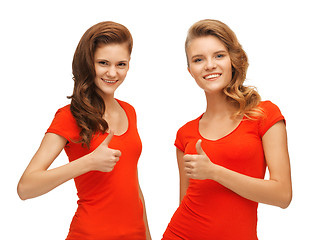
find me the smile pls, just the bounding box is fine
[102,78,118,84]
[203,73,221,80]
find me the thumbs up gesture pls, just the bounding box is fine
[183,139,214,180]
[88,130,121,172]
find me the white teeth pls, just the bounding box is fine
[204,74,221,79]
[103,79,117,83]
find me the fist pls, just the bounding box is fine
[184,139,214,180]
[89,130,121,172]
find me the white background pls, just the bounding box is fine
[1,0,327,239]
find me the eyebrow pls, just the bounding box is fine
[95,58,129,62]
[191,50,228,59]
[191,54,203,60]
[214,50,228,54]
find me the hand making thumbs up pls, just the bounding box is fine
[183,139,215,180]
[88,130,121,172]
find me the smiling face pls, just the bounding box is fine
[94,43,130,98]
[186,35,232,95]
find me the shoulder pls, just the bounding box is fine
[47,104,80,142]
[177,116,201,136]
[116,99,138,124]
[259,100,282,114]
[174,116,200,152]
[257,100,285,137]
[53,104,75,121]
[116,99,136,113]
[258,100,284,122]
[57,104,71,113]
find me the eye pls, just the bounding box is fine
[118,62,127,68]
[216,54,224,58]
[193,58,202,63]
[98,61,108,66]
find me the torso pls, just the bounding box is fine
[46,99,146,240]
[199,113,243,141]
[163,101,284,240]
[103,99,129,136]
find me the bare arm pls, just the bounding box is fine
[184,121,292,208]
[177,148,189,204]
[137,173,152,240]
[17,131,121,200]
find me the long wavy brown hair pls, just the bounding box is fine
[185,19,262,119]
[68,21,133,148]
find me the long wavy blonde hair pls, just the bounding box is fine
[185,19,262,119]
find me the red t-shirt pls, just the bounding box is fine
[163,101,285,240]
[47,99,146,240]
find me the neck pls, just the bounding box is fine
[100,94,119,115]
[203,91,236,119]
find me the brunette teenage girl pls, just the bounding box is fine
[18,21,151,240]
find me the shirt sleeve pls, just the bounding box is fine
[258,101,285,137]
[174,127,185,152]
[46,105,79,142]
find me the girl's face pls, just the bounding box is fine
[94,43,130,98]
[186,35,232,95]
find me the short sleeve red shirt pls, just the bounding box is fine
[163,101,285,240]
[47,99,146,240]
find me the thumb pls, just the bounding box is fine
[195,139,205,155]
[101,130,114,146]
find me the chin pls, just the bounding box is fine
[95,87,117,98]
[200,85,224,93]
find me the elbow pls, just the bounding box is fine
[17,181,30,201]
[279,190,293,209]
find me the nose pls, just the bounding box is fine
[205,59,217,70]
[106,66,117,78]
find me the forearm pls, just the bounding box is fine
[177,148,189,204]
[179,183,188,204]
[210,165,292,208]
[138,187,151,240]
[18,154,92,200]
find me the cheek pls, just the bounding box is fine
[188,65,201,79]
[119,69,129,78]
[221,61,232,79]
[225,59,233,74]
[225,66,232,78]
[94,66,104,77]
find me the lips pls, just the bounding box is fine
[102,78,118,84]
[203,73,222,80]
